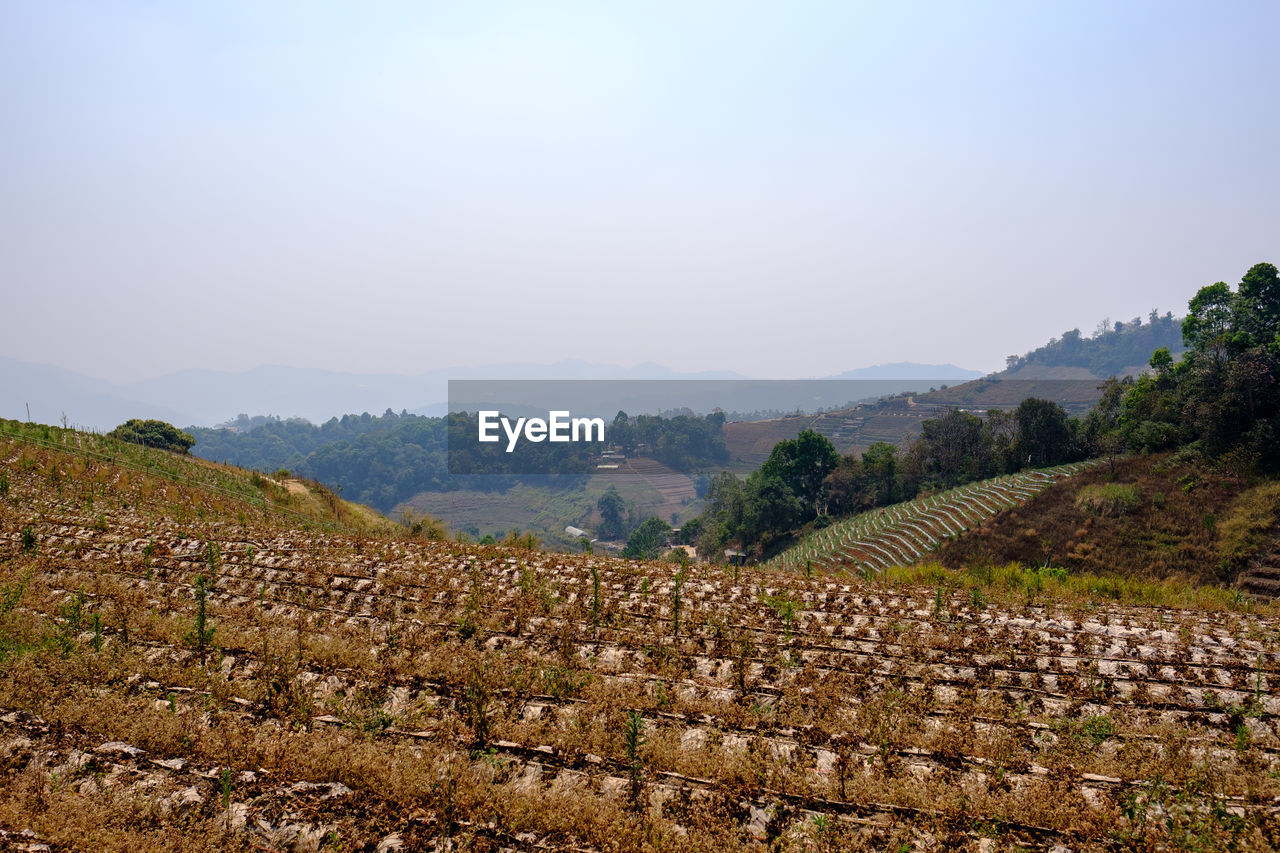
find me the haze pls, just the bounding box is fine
[3,1,1278,384]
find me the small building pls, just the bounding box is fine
[564,526,587,539]
[724,548,746,566]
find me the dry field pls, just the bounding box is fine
[1,432,1278,851]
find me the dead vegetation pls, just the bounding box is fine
[939,453,1280,587]
[1,432,1279,851]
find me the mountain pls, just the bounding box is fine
[0,356,190,430]
[826,362,986,380]
[0,358,751,431]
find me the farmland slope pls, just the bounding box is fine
[1,427,1277,850]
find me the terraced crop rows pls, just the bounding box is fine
[769,464,1094,574]
[1,440,1278,850]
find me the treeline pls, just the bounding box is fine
[190,411,453,511]
[189,408,731,513]
[1098,262,1280,472]
[606,411,729,471]
[688,396,1089,560]
[1005,310,1184,377]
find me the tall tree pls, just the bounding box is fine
[597,486,626,540]
[1012,398,1072,468]
[758,430,839,518]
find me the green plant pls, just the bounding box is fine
[590,565,601,624]
[623,710,645,809]
[1235,722,1251,754]
[460,660,492,748]
[57,589,86,656]
[671,566,688,636]
[20,526,36,553]
[89,613,103,653]
[219,767,234,810]
[0,472,8,497]
[1081,714,1114,745]
[762,592,798,638]
[1076,482,1141,516]
[184,575,216,664]
[107,418,195,454]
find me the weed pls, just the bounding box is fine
[671,566,688,636]
[219,767,234,810]
[590,565,600,624]
[184,575,215,664]
[461,662,492,748]
[57,589,86,656]
[623,710,645,809]
[762,592,798,638]
[20,526,36,553]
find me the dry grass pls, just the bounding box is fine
[1,431,1279,851]
[940,454,1277,585]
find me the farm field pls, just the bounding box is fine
[401,458,699,547]
[769,465,1095,575]
[1,428,1279,851]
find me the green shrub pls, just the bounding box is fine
[1075,482,1142,516]
[107,419,195,454]
[1217,481,1280,573]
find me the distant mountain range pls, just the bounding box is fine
[825,362,985,381]
[1,357,985,431]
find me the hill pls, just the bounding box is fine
[0,419,391,534]
[767,463,1094,574]
[2,423,1278,850]
[938,453,1280,589]
[0,358,750,432]
[825,362,985,380]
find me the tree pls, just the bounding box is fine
[621,516,673,560]
[1182,281,1237,367]
[909,408,990,487]
[821,455,872,517]
[1237,262,1280,351]
[597,486,626,540]
[861,442,899,506]
[739,472,803,553]
[108,419,195,454]
[758,430,839,519]
[1012,398,1072,468]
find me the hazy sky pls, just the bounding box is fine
[3,1,1277,383]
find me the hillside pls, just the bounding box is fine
[768,464,1094,575]
[3,426,1280,849]
[400,457,700,548]
[938,454,1280,589]
[0,419,391,535]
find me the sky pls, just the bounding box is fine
[3,1,1278,383]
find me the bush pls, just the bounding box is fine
[1216,481,1280,573]
[1075,483,1141,517]
[108,419,195,454]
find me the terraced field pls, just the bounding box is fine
[1,432,1278,850]
[770,465,1095,575]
